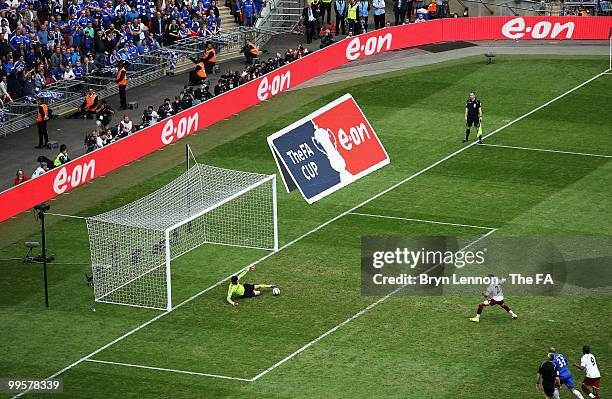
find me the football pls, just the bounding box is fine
[272,287,281,296]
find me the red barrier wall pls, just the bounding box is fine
[1,17,611,222]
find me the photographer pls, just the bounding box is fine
[214,78,226,96]
[171,96,182,113]
[140,105,159,128]
[320,30,335,49]
[116,115,135,140]
[98,130,111,147]
[194,83,212,103]
[84,130,98,153]
[96,100,115,131]
[157,98,174,119]
[180,86,195,109]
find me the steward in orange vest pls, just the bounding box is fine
[116,62,128,110]
[203,43,217,74]
[242,40,260,64]
[36,99,50,148]
[189,56,209,85]
[67,88,99,119]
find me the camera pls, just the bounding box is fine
[34,203,50,212]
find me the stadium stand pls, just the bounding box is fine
[0,0,281,137]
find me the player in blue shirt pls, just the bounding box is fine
[549,347,585,399]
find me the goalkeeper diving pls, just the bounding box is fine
[227,264,275,306]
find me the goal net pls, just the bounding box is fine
[85,163,278,310]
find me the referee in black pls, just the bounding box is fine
[536,355,560,399]
[464,91,483,144]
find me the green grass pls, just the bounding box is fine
[1,55,611,398]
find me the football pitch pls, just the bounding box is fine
[1,55,611,398]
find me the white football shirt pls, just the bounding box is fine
[581,354,601,378]
[486,277,506,301]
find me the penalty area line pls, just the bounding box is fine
[347,212,497,231]
[12,69,607,399]
[249,228,498,381]
[84,359,252,382]
[480,143,612,159]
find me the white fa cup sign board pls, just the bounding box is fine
[267,94,390,204]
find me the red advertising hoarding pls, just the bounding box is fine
[1,17,610,222]
[268,94,389,203]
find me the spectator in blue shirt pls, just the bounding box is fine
[109,48,119,66]
[68,0,83,17]
[85,0,100,14]
[4,56,14,75]
[13,56,26,74]
[9,29,25,51]
[51,64,64,81]
[78,11,91,28]
[137,40,151,54]
[242,0,256,26]
[100,5,114,28]
[118,46,129,62]
[55,15,69,35]
[67,47,79,66]
[73,59,85,78]
[71,25,84,49]
[126,42,139,61]
[125,6,139,23]
[36,23,49,47]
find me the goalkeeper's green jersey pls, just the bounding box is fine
[227,268,250,305]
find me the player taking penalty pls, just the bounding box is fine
[226,264,274,306]
[469,275,518,322]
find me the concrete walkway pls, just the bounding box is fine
[295,40,610,89]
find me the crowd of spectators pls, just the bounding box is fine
[11,41,309,186]
[11,39,304,186]
[0,0,268,109]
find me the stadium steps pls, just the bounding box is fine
[219,6,239,30]
[257,0,303,30]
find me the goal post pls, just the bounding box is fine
[86,164,278,311]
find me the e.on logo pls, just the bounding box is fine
[160,112,200,145]
[53,159,96,194]
[501,17,575,40]
[257,70,291,101]
[345,32,393,61]
[337,122,371,151]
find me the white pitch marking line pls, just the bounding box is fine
[348,212,496,231]
[12,69,607,398]
[250,228,498,381]
[480,143,612,159]
[84,359,252,382]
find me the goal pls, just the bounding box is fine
[85,163,278,310]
